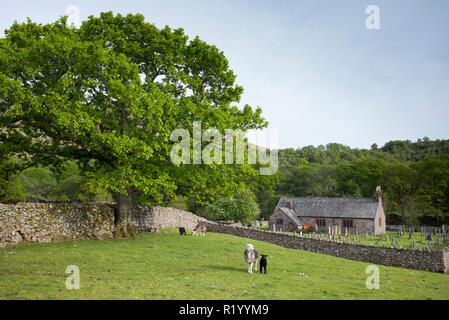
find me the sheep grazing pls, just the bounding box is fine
[259,255,268,274]
[244,244,259,274]
[192,222,207,236]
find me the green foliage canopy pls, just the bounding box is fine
[0,13,267,234]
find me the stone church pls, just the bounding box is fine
[269,186,386,235]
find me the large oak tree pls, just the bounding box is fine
[0,12,267,236]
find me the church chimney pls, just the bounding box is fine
[376,186,382,203]
[285,200,292,209]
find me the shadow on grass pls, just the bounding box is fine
[203,264,248,273]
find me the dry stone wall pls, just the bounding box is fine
[206,222,449,273]
[0,203,115,247]
[131,205,208,231]
[0,202,208,247]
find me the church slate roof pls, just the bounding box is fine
[275,197,380,220]
[277,207,306,226]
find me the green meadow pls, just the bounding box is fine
[1,229,448,300]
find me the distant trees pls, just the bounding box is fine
[381,139,449,162]
[380,163,419,225]
[0,157,25,203]
[412,155,449,226]
[273,144,449,226]
[278,139,449,166]
[0,158,112,203]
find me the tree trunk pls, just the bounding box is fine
[113,190,137,238]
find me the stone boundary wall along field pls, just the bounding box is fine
[206,222,449,273]
[0,202,208,247]
[0,203,116,247]
[131,205,208,231]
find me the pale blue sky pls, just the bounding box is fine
[1,0,449,149]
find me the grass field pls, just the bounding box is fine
[1,229,448,300]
